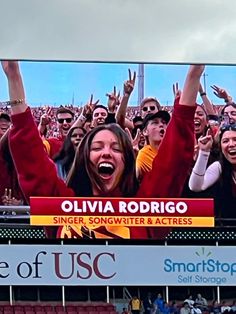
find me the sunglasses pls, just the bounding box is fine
[220,123,236,132]
[57,118,73,124]
[142,106,156,112]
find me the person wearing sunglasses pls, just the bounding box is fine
[140,97,161,119]
[43,107,75,159]
[56,107,74,136]
[189,124,236,224]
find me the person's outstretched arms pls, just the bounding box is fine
[3,61,74,201]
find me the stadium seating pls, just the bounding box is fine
[0,302,118,314]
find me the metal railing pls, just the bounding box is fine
[0,206,30,225]
[0,206,236,238]
[123,287,132,301]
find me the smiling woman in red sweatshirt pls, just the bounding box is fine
[2,61,204,239]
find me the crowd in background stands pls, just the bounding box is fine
[0,103,227,138]
[0,61,235,239]
[128,293,236,314]
[0,105,142,138]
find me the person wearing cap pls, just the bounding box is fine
[136,110,170,181]
[140,97,161,119]
[132,115,143,129]
[0,112,11,139]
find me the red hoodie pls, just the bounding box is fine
[9,102,195,239]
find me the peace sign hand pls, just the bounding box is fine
[2,188,12,206]
[210,85,232,102]
[82,94,99,116]
[125,127,141,153]
[40,106,52,126]
[124,69,136,96]
[106,86,120,113]
[172,82,181,101]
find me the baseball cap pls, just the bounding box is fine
[142,110,171,129]
[132,116,143,124]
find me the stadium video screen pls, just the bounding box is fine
[0,60,235,240]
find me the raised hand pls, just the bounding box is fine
[172,82,179,97]
[106,86,120,113]
[1,60,20,78]
[124,69,136,96]
[198,129,213,152]
[1,188,23,206]
[40,106,52,126]
[210,85,232,102]
[180,65,205,107]
[125,127,141,153]
[82,94,99,116]
[2,188,11,205]
[1,60,26,114]
[172,82,181,104]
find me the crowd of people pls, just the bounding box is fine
[0,61,235,238]
[128,293,236,314]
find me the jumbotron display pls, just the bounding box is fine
[0,60,235,240]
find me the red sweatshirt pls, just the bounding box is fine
[9,102,195,239]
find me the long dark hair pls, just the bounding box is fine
[219,127,235,187]
[220,102,236,115]
[53,127,86,175]
[1,130,14,173]
[67,124,139,197]
[195,104,208,139]
[215,128,236,219]
[0,130,26,203]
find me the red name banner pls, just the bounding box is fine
[30,197,214,227]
